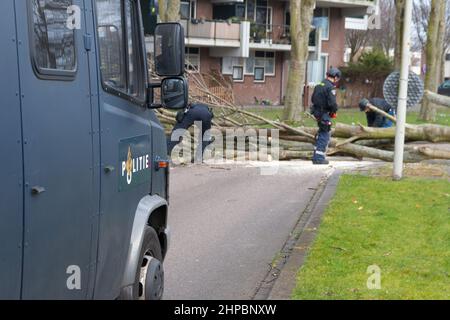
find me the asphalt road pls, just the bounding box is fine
[163,161,337,300]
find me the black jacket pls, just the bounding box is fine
[311,79,338,116]
[366,98,393,128]
[175,103,214,128]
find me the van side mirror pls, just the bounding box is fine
[154,23,185,77]
[161,77,188,110]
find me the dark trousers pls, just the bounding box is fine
[313,113,332,161]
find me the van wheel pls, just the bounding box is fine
[121,226,164,300]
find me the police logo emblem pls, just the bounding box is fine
[119,135,152,192]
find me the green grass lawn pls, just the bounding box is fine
[247,108,450,127]
[292,175,450,300]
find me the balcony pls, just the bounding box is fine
[317,0,377,17]
[181,18,251,58]
[317,0,375,8]
[180,19,321,57]
[180,19,241,47]
[249,23,318,52]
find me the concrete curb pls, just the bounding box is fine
[266,170,342,300]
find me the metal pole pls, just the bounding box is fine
[393,0,413,181]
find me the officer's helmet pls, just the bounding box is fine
[327,67,342,79]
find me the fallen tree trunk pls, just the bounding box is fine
[155,70,450,164]
[331,141,450,163]
[425,90,450,108]
[405,145,450,160]
[334,123,450,143]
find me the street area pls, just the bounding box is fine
[164,161,375,300]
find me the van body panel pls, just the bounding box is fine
[0,0,25,299]
[90,0,162,299]
[0,0,177,299]
[82,0,102,298]
[15,0,96,299]
[94,98,155,299]
[151,121,169,199]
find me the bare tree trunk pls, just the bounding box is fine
[346,30,369,62]
[394,0,406,70]
[165,0,180,22]
[420,0,445,122]
[283,0,315,122]
[159,0,167,22]
[159,0,179,22]
[436,1,447,85]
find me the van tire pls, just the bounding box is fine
[120,226,164,300]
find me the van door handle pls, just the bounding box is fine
[31,186,46,195]
[104,166,115,174]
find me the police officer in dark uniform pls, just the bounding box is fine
[359,98,395,128]
[310,68,341,165]
[167,102,214,161]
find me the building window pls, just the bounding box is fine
[245,56,255,75]
[244,0,272,24]
[285,9,290,36]
[247,0,255,20]
[236,4,246,18]
[30,0,76,76]
[185,47,200,72]
[254,67,265,82]
[180,0,196,20]
[244,51,275,79]
[313,8,329,40]
[96,0,145,102]
[256,6,272,26]
[213,3,245,20]
[222,57,244,81]
[263,51,275,75]
[307,55,328,84]
[446,54,450,61]
[233,66,244,81]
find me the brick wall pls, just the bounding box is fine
[199,48,220,72]
[321,8,346,69]
[196,0,212,19]
[189,47,285,105]
[232,53,285,105]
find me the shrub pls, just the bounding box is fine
[339,50,394,107]
[341,50,394,80]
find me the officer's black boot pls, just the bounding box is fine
[312,159,330,165]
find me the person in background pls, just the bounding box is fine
[359,98,395,128]
[167,103,214,162]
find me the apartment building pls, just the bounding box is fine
[146,0,377,105]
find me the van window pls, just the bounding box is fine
[125,0,140,97]
[31,0,77,73]
[96,0,145,102]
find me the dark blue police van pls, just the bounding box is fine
[0,0,187,299]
